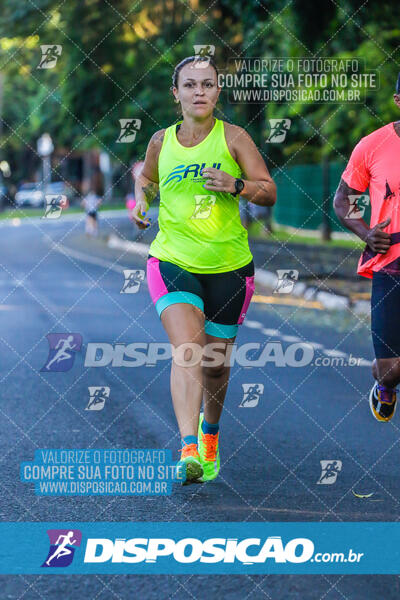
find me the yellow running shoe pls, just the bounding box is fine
[369,382,397,422]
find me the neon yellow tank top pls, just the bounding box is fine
[148,117,253,273]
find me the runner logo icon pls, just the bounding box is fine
[41,333,82,372]
[86,386,110,410]
[120,269,145,294]
[191,195,216,219]
[42,529,82,567]
[117,119,142,143]
[240,383,264,407]
[274,270,299,294]
[317,460,342,485]
[38,45,62,69]
[345,195,370,219]
[267,119,291,143]
[42,195,68,219]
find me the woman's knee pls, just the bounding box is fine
[161,302,205,345]
[203,363,229,379]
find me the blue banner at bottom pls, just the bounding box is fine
[0,522,398,574]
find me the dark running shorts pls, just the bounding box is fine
[371,270,400,358]
[146,254,255,339]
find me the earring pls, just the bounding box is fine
[175,98,179,103]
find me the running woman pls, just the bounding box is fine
[132,56,276,482]
[334,74,400,423]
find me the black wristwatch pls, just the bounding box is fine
[231,178,245,197]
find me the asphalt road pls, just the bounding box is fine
[0,212,399,599]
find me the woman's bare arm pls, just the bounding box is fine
[202,123,276,206]
[132,129,164,229]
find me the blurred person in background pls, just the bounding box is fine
[81,187,102,237]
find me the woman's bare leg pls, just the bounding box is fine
[160,302,206,438]
[202,333,236,424]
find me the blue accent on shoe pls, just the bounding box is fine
[182,435,198,447]
[155,292,204,317]
[204,320,238,338]
[201,418,219,435]
[378,384,398,393]
[377,383,397,403]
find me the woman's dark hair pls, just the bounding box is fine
[171,55,219,89]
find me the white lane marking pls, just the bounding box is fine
[107,233,149,256]
[323,349,348,357]
[52,242,125,273]
[261,328,281,336]
[0,209,130,227]
[244,320,264,329]
[280,335,302,343]
[243,320,372,367]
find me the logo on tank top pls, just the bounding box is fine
[164,163,221,186]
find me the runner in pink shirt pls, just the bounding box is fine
[334,75,400,422]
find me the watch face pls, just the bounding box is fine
[236,179,244,194]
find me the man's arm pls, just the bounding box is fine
[333,178,391,254]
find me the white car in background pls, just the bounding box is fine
[15,181,76,208]
[15,183,44,207]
